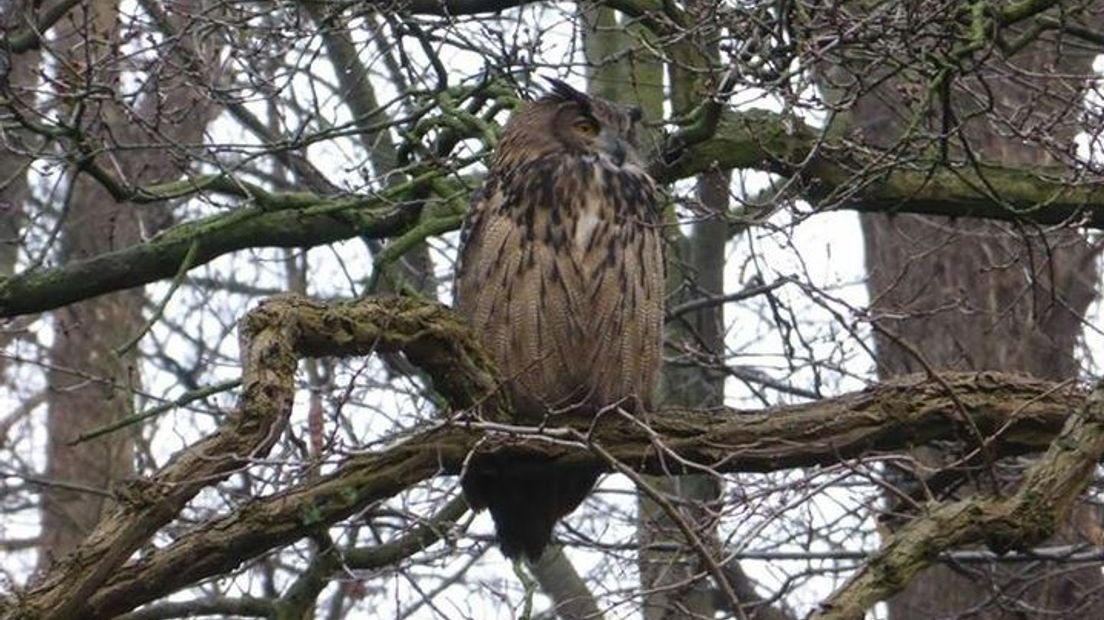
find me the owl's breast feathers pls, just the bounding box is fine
[456,154,665,421]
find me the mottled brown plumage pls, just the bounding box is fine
[455,80,664,560]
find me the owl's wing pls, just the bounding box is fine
[454,181,499,318]
[455,172,590,416]
[624,219,665,411]
[455,185,515,365]
[572,198,665,412]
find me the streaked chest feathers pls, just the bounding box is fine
[456,154,665,419]
[453,79,665,561]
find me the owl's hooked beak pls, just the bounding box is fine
[597,130,629,167]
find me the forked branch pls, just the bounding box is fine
[811,380,1104,620]
[7,296,1095,620]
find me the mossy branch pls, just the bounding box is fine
[0,179,427,317]
[6,105,1104,319]
[11,295,1098,620]
[811,379,1104,620]
[14,295,502,620]
[657,109,1104,229]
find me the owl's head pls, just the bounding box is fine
[496,79,646,169]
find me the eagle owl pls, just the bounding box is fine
[455,80,665,560]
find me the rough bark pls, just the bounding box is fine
[38,0,221,572]
[812,379,1104,620]
[852,9,1104,619]
[8,295,1097,620]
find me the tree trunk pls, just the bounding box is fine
[37,0,137,568]
[854,18,1104,620]
[0,0,33,280]
[637,5,726,616]
[38,0,218,569]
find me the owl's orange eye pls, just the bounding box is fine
[574,119,600,136]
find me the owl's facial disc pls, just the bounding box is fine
[570,114,632,166]
[595,126,629,166]
[572,117,599,139]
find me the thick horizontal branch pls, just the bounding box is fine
[0,186,419,318]
[811,379,1104,620]
[11,296,1083,618]
[659,109,1104,229]
[112,597,276,620]
[81,370,1085,618]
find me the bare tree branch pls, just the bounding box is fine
[530,546,606,620]
[10,295,1092,620]
[112,596,276,620]
[3,104,1103,321]
[810,379,1104,620]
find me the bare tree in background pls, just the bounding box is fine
[845,5,1104,618]
[37,0,218,568]
[0,2,1103,620]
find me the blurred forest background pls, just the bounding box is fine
[2,1,1104,619]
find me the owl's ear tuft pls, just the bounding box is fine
[543,78,591,112]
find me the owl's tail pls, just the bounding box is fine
[462,455,599,561]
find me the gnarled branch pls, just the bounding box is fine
[10,295,1092,620]
[5,110,1104,319]
[811,380,1104,620]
